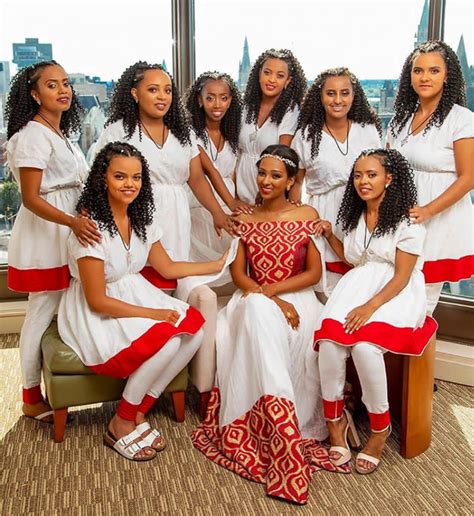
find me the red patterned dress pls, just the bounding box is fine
[192,220,349,505]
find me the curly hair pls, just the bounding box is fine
[337,148,417,237]
[185,71,242,154]
[244,49,307,126]
[298,67,382,159]
[106,61,191,146]
[76,141,154,242]
[390,40,466,137]
[5,60,83,140]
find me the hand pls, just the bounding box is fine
[409,205,433,224]
[150,309,180,325]
[214,250,229,272]
[343,303,377,334]
[231,199,254,215]
[314,219,333,238]
[261,283,277,298]
[272,296,300,330]
[70,215,101,247]
[213,212,240,238]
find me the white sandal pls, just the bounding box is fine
[103,429,156,461]
[355,425,391,474]
[329,408,362,466]
[136,422,166,452]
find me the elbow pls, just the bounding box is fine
[86,296,109,315]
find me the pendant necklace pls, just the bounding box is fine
[206,129,223,162]
[141,120,165,150]
[37,111,74,154]
[325,120,350,156]
[360,214,376,265]
[400,110,434,146]
[249,108,271,145]
[118,217,132,266]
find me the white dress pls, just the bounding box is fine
[236,107,299,203]
[58,223,204,378]
[191,220,349,506]
[188,134,235,260]
[292,123,381,292]
[314,217,437,356]
[6,121,88,292]
[387,104,474,284]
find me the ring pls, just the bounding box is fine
[286,311,291,317]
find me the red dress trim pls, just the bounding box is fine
[8,265,70,293]
[314,317,437,356]
[192,388,350,505]
[326,261,352,275]
[140,266,177,290]
[422,255,474,284]
[89,307,204,378]
[22,386,43,404]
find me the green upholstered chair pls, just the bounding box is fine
[41,321,188,442]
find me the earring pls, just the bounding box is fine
[34,97,41,105]
[286,185,291,191]
[385,184,389,189]
[133,97,138,103]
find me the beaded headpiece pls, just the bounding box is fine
[258,153,296,168]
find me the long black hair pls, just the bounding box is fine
[185,71,242,153]
[76,141,154,242]
[5,60,83,140]
[390,40,466,138]
[244,49,307,126]
[337,148,417,237]
[298,67,381,159]
[106,61,191,146]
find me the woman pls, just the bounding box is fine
[236,49,306,204]
[185,71,246,261]
[5,60,100,422]
[58,142,226,461]
[387,40,474,313]
[291,67,381,292]
[314,149,437,474]
[192,145,349,506]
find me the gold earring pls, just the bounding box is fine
[286,185,291,191]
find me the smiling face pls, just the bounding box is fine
[131,69,172,120]
[410,51,447,102]
[353,155,392,204]
[321,75,354,122]
[31,64,72,114]
[199,79,232,123]
[259,58,291,99]
[105,155,143,207]
[256,156,294,200]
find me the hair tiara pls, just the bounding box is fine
[259,153,296,168]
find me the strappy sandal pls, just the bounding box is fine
[103,429,157,461]
[24,409,54,424]
[329,408,362,466]
[136,422,166,452]
[355,425,392,475]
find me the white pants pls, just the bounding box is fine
[319,340,390,430]
[21,291,63,391]
[426,283,444,315]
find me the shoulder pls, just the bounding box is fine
[448,104,474,127]
[104,120,127,137]
[287,204,319,221]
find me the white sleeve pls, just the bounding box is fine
[68,230,106,262]
[290,130,307,169]
[278,107,299,137]
[190,131,200,159]
[12,126,52,170]
[396,221,426,256]
[367,124,382,148]
[147,222,164,245]
[93,122,125,159]
[452,107,474,142]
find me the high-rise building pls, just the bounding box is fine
[238,37,251,91]
[0,62,11,95]
[12,38,53,69]
[456,35,474,111]
[414,0,429,47]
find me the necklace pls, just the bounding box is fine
[206,129,223,162]
[141,120,166,150]
[249,108,272,144]
[361,214,376,265]
[37,111,74,154]
[400,110,434,146]
[325,120,350,156]
[118,217,132,252]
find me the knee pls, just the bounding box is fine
[189,285,217,308]
[352,343,384,362]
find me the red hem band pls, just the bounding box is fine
[117,398,140,421]
[326,261,352,275]
[23,385,43,404]
[314,317,437,356]
[368,411,391,432]
[139,394,157,415]
[322,399,345,420]
[8,265,70,293]
[140,266,177,290]
[89,306,204,378]
[422,255,474,283]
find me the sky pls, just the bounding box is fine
[1,0,472,83]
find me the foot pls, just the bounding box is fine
[136,412,166,451]
[327,411,349,463]
[22,400,53,423]
[356,427,391,473]
[108,414,154,460]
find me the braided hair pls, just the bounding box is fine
[76,141,154,242]
[390,41,466,137]
[337,148,417,237]
[298,67,381,159]
[185,71,242,153]
[244,49,307,126]
[106,61,191,146]
[5,60,83,140]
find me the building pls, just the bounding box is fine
[12,38,52,69]
[238,36,251,91]
[456,35,474,111]
[69,74,108,103]
[0,62,11,95]
[414,0,429,47]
